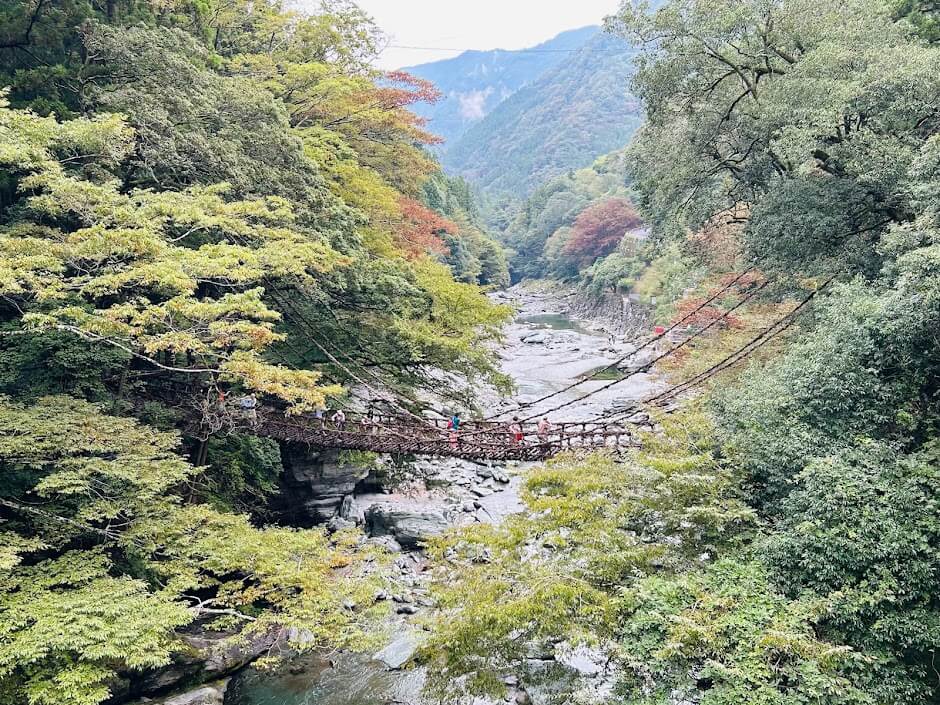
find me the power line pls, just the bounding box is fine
[386,44,624,54]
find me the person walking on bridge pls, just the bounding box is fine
[331,409,346,431]
[447,411,461,449]
[509,416,524,445]
[537,417,552,443]
[238,393,258,428]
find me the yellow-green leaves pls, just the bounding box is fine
[0,92,133,172]
[423,411,753,700]
[0,396,387,704]
[1,102,346,408]
[222,352,343,411]
[616,559,871,705]
[0,396,194,527]
[0,551,192,702]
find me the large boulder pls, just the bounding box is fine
[339,494,365,524]
[125,626,277,700]
[140,680,229,705]
[278,446,371,523]
[521,332,549,345]
[372,631,424,669]
[364,504,448,549]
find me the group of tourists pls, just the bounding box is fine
[314,407,348,430]
[209,389,358,433]
[445,412,555,448]
[207,389,260,427]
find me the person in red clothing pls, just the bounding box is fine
[509,416,524,445]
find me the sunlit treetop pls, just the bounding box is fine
[0,97,344,410]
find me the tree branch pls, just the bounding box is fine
[0,0,47,50]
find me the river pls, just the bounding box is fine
[224,286,663,705]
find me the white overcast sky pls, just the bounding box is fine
[319,1,624,69]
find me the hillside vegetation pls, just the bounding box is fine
[442,31,644,196]
[499,148,635,278]
[404,26,599,147]
[3,1,940,704]
[0,1,510,702]
[422,1,940,704]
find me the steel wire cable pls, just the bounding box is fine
[453,280,769,444]
[510,280,769,423]
[591,278,835,427]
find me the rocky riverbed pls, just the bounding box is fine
[155,285,664,705]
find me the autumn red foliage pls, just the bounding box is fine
[563,197,643,268]
[377,71,444,145]
[396,197,456,257]
[669,271,766,329]
[383,71,443,108]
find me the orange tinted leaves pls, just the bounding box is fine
[395,197,455,257]
[563,198,643,268]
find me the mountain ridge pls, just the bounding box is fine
[403,25,600,147]
[440,30,643,197]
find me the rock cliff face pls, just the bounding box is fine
[568,290,650,336]
[276,445,371,524]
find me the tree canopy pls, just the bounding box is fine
[418,1,940,703]
[0,1,510,702]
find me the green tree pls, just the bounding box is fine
[612,1,940,701]
[610,0,940,278]
[0,395,382,705]
[423,412,757,700]
[0,98,344,411]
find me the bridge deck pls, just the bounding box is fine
[201,407,637,461]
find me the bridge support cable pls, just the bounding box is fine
[640,276,834,412]
[261,278,449,433]
[218,231,448,430]
[595,277,836,425]
[269,285,432,407]
[494,280,770,428]
[482,267,758,422]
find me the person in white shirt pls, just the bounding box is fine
[537,417,552,442]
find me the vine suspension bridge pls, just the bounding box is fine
[218,408,638,462]
[156,273,828,463]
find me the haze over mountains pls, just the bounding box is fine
[404,26,598,146]
[405,26,643,197]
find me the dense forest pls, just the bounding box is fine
[2,0,940,704]
[498,148,636,278]
[0,1,510,703]
[423,0,940,704]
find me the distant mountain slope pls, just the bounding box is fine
[441,31,643,197]
[404,26,599,147]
